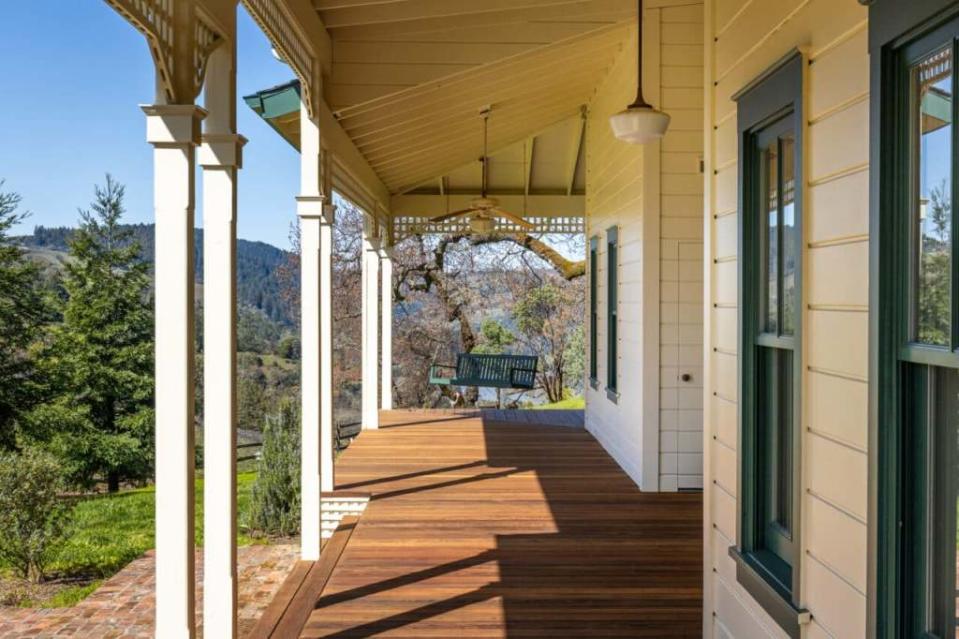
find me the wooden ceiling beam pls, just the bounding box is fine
[566,109,587,196]
[524,137,535,197]
[334,23,626,120]
[322,0,632,39]
[317,0,625,28]
[349,73,600,153]
[364,95,592,169]
[384,106,587,191]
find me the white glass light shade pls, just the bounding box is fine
[470,216,495,234]
[609,105,671,144]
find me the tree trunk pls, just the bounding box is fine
[107,470,120,493]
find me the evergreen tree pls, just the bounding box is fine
[39,176,154,491]
[248,400,301,537]
[0,183,48,449]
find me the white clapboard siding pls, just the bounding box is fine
[584,21,648,487]
[704,0,870,636]
[585,4,705,492]
[659,3,705,492]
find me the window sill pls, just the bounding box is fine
[589,377,599,390]
[606,387,619,404]
[728,547,807,639]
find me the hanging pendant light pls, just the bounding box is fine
[610,0,670,144]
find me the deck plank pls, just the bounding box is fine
[293,409,702,638]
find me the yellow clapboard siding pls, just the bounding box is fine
[713,260,738,306]
[807,370,868,451]
[713,439,738,497]
[807,241,869,308]
[705,0,871,634]
[808,169,870,243]
[713,305,737,354]
[803,551,868,639]
[807,310,868,381]
[713,350,737,401]
[662,4,707,24]
[713,484,738,541]
[714,212,737,258]
[808,27,869,119]
[806,433,868,522]
[712,391,738,446]
[804,492,868,592]
[808,99,870,183]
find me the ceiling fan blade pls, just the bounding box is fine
[492,208,535,230]
[430,208,475,223]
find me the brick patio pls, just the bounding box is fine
[0,543,299,639]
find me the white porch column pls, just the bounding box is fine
[298,101,326,561]
[143,101,205,639]
[380,247,393,410]
[200,44,245,639]
[319,152,335,494]
[361,227,380,429]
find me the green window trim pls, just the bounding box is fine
[589,235,599,389]
[733,51,806,639]
[869,3,959,638]
[606,226,619,400]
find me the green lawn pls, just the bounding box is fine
[535,396,585,410]
[6,472,259,607]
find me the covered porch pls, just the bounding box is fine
[96,0,704,635]
[253,409,702,638]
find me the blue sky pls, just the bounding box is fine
[0,3,301,249]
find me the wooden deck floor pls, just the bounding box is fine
[295,409,702,638]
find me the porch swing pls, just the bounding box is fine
[429,353,538,392]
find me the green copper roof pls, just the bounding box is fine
[242,80,301,149]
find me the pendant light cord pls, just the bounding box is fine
[629,0,652,109]
[482,111,489,197]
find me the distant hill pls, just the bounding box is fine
[16,224,294,326]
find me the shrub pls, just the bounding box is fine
[0,449,72,582]
[247,400,301,537]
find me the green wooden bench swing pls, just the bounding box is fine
[429,353,538,397]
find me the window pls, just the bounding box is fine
[729,53,805,638]
[872,4,959,637]
[589,236,599,387]
[606,227,618,399]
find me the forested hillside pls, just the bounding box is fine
[17,224,293,325]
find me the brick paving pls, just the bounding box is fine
[0,543,299,639]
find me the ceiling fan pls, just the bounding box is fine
[429,107,534,233]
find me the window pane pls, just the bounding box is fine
[931,367,958,637]
[781,135,797,336]
[764,144,779,333]
[914,47,953,347]
[759,346,794,570]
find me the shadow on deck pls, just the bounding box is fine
[262,408,702,638]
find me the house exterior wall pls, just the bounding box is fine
[585,23,651,489]
[659,4,705,492]
[702,1,870,637]
[585,3,705,493]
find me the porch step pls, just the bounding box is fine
[247,516,360,639]
[320,493,369,539]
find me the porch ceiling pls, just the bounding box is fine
[331,22,628,195]
[248,1,635,235]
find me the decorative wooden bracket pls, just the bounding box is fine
[104,0,225,103]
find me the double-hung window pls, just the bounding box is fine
[730,53,805,638]
[606,226,618,399]
[872,3,959,637]
[590,236,599,387]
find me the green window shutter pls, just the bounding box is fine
[869,6,959,637]
[606,227,618,396]
[730,52,806,637]
[589,236,599,385]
